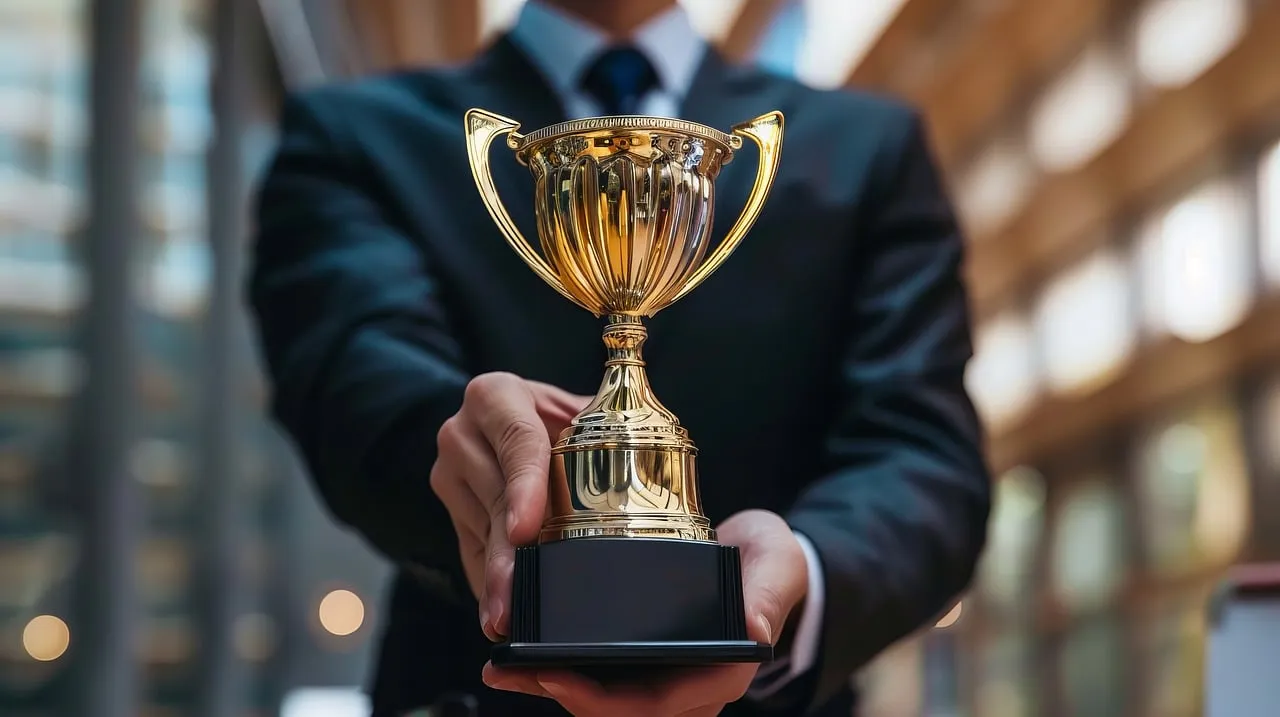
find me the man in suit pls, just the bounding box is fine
[248,0,992,715]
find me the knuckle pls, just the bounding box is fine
[464,371,520,405]
[494,419,547,487]
[497,416,542,459]
[486,544,513,579]
[436,415,462,451]
[428,462,446,497]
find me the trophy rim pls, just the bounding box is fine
[513,115,741,154]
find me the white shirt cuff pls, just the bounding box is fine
[746,530,824,700]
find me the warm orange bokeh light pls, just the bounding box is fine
[23,615,70,661]
[317,589,365,636]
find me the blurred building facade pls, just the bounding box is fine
[0,1,389,716]
[1,0,1277,716]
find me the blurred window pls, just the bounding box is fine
[755,0,805,77]
[0,0,84,699]
[966,311,1039,430]
[956,137,1036,238]
[1028,44,1131,173]
[1059,614,1128,717]
[857,640,924,717]
[974,629,1040,717]
[678,0,749,43]
[1133,0,1246,89]
[281,688,371,717]
[1051,478,1126,612]
[1261,139,1280,287]
[977,466,1046,615]
[1138,178,1252,342]
[796,0,907,88]
[1140,592,1208,717]
[1133,393,1250,576]
[1036,245,1135,395]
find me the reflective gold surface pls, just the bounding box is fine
[465,109,784,543]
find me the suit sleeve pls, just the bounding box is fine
[785,109,992,706]
[248,92,471,594]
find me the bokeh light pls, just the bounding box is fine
[317,589,365,637]
[23,615,70,662]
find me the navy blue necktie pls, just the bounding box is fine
[580,46,659,115]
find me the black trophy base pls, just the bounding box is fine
[492,537,772,669]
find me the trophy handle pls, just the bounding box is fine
[464,108,581,306]
[670,111,784,304]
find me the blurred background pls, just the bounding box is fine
[0,0,1276,715]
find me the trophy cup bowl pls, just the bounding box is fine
[464,109,783,669]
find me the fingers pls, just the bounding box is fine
[432,415,503,534]
[431,415,502,602]
[482,496,515,639]
[464,373,551,546]
[495,666,752,717]
[716,510,808,645]
[481,663,553,700]
[432,374,592,644]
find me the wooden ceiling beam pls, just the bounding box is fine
[987,294,1280,475]
[345,0,480,70]
[966,2,1280,318]
[920,0,1110,167]
[844,0,951,90]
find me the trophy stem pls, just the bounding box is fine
[602,313,647,367]
[540,313,713,542]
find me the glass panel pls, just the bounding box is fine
[977,467,1046,616]
[755,0,806,77]
[1036,246,1135,394]
[922,632,962,717]
[679,0,749,43]
[1028,44,1131,173]
[1133,0,1246,89]
[1133,393,1250,575]
[966,312,1039,430]
[1138,178,1252,343]
[1139,592,1208,717]
[974,630,1040,717]
[796,0,907,88]
[956,137,1036,238]
[1060,614,1128,717]
[137,0,212,710]
[1261,139,1280,288]
[859,639,925,717]
[1051,479,1126,612]
[0,0,85,700]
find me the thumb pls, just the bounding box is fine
[527,380,592,432]
[717,510,808,645]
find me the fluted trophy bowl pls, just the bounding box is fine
[465,110,783,669]
[465,110,783,543]
[519,117,738,317]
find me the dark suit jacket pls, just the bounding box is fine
[248,36,991,717]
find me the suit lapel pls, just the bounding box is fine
[463,35,569,257]
[646,50,791,357]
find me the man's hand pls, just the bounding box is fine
[481,510,809,716]
[430,372,590,639]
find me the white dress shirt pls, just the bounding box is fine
[507,1,826,698]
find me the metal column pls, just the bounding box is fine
[70,0,144,715]
[194,0,254,714]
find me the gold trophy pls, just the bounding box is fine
[464,108,783,668]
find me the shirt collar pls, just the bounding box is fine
[508,1,707,104]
